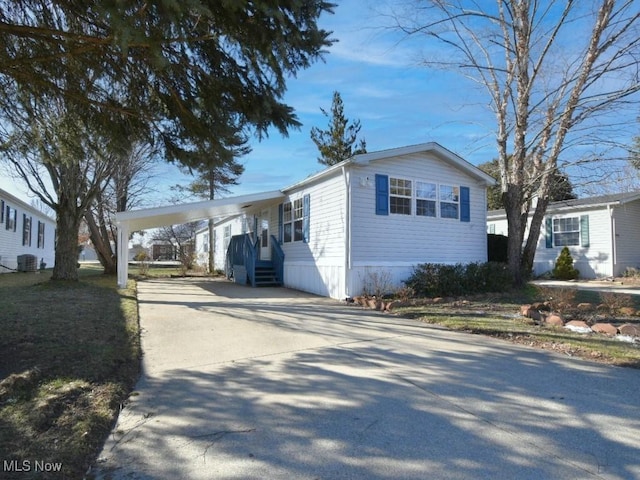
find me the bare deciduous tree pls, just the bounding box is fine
[84,142,159,274]
[391,0,640,284]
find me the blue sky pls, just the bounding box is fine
[229,0,497,197]
[3,0,636,207]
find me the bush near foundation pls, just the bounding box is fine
[404,262,512,297]
[552,247,580,280]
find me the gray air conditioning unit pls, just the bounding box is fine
[17,254,38,272]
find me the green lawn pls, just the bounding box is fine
[0,266,140,479]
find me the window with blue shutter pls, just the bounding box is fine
[545,217,553,248]
[375,174,389,215]
[460,186,470,222]
[303,194,310,243]
[580,215,590,247]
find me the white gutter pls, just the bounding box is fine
[342,165,351,298]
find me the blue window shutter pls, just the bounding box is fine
[303,194,310,243]
[580,215,590,247]
[278,203,284,244]
[460,186,470,222]
[375,174,389,215]
[545,217,553,248]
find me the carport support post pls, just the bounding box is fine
[117,221,130,288]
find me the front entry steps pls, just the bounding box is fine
[254,262,282,287]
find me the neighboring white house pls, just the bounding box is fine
[0,188,56,273]
[192,142,495,298]
[487,191,640,279]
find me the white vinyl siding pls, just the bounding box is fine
[0,190,55,273]
[281,172,347,298]
[349,151,488,295]
[611,201,640,277]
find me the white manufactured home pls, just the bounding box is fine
[117,143,495,298]
[0,188,56,273]
[487,191,640,278]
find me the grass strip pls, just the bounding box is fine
[0,267,140,479]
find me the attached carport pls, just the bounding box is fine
[114,190,285,288]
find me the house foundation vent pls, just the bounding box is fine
[17,254,38,272]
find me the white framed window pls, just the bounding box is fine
[37,221,45,248]
[283,202,292,243]
[390,177,412,215]
[223,225,231,251]
[22,215,32,246]
[416,181,437,217]
[5,205,16,231]
[553,217,580,246]
[440,185,459,219]
[293,198,304,242]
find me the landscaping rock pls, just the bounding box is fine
[591,323,618,336]
[525,307,542,322]
[577,302,593,311]
[618,323,640,337]
[618,307,637,317]
[432,297,445,304]
[520,305,532,316]
[531,301,550,311]
[565,320,592,334]
[545,314,564,326]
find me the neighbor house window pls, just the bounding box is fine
[553,217,580,246]
[390,177,412,215]
[0,200,4,223]
[440,185,459,219]
[283,202,292,243]
[22,215,32,246]
[223,225,231,251]
[293,198,304,241]
[203,233,209,253]
[6,205,16,231]
[37,221,45,248]
[416,182,437,217]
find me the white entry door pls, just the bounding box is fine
[260,209,270,260]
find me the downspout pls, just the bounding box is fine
[608,204,617,277]
[342,165,351,298]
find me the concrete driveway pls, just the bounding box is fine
[94,278,640,479]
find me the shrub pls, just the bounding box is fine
[552,247,579,280]
[361,269,394,297]
[404,262,512,297]
[599,292,634,315]
[133,251,150,262]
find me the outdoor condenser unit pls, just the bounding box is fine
[17,254,38,272]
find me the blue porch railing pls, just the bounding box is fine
[225,233,284,287]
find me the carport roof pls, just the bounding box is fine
[115,190,285,230]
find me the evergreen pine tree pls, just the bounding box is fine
[552,247,580,280]
[310,91,367,166]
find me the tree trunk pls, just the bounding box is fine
[521,196,550,277]
[503,187,527,287]
[52,208,81,281]
[85,209,117,274]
